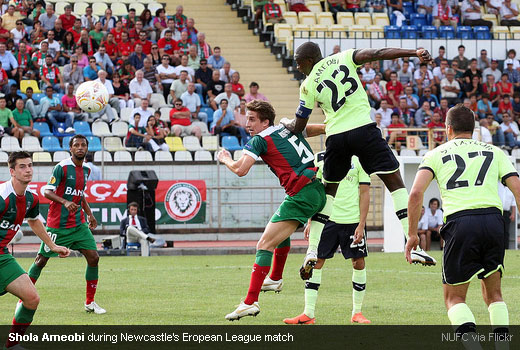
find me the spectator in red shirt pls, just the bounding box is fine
[59,5,76,31]
[483,74,500,107]
[263,0,286,24]
[136,31,152,55]
[101,33,118,62]
[129,20,144,41]
[117,32,134,57]
[0,61,9,94]
[68,18,82,42]
[387,112,407,151]
[427,112,446,146]
[0,18,10,44]
[169,98,203,140]
[386,71,403,107]
[434,98,450,122]
[230,72,245,98]
[498,94,514,120]
[158,30,176,59]
[175,30,191,57]
[288,0,310,13]
[110,20,124,43]
[498,73,514,98]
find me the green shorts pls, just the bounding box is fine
[38,223,97,258]
[0,254,26,296]
[271,180,326,225]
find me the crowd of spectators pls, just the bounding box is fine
[0,2,271,154]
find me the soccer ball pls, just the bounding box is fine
[75,81,109,113]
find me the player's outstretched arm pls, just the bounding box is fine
[405,169,434,263]
[505,175,520,216]
[305,124,326,137]
[27,218,70,258]
[353,48,432,65]
[217,150,256,177]
[81,196,98,229]
[354,184,370,244]
[44,189,78,213]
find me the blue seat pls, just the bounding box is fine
[73,121,92,136]
[384,25,400,39]
[33,122,53,137]
[457,26,473,39]
[62,135,72,148]
[221,136,242,151]
[200,107,214,124]
[86,136,102,151]
[410,13,427,29]
[42,136,63,152]
[53,122,74,137]
[439,26,455,39]
[474,26,491,39]
[421,25,438,39]
[401,25,418,39]
[402,2,414,18]
[126,242,140,255]
[241,135,251,147]
[32,93,45,103]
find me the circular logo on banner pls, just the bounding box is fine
[164,182,202,222]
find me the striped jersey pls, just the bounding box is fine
[45,157,91,229]
[0,180,39,254]
[243,124,317,196]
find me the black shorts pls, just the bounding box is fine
[441,208,505,285]
[317,221,368,260]
[323,123,400,182]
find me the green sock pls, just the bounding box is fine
[308,195,334,252]
[489,301,509,350]
[255,249,273,266]
[15,303,36,324]
[352,268,366,315]
[27,263,42,282]
[448,303,482,350]
[85,266,99,281]
[276,237,290,249]
[303,269,322,319]
[390,188,410,240]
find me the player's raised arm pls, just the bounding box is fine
[405,168,434,263]
[353,48,432,65]
[26,218,70,258]
[217,150,256,177]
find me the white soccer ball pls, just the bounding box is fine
[75,81,109,113]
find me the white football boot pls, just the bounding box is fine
[85,301,107,314]
[225,302,260,321]
[261,276,283,293]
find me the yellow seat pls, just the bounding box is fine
[317,12,334,26]
[306,1,322,13]
[283,11,298,25]
[298,12,316,25]
[292,24,310,38]
[372,13,390,26]
[274,0,287,12]
[367,25,385,39]
[349,25,366,39]
[310,24,329,38]
[286,36,294,55]
[510,26,520,39]
[274,23,293,43]
[20,80,41,93]
[33,152,52,162]
[166,137,186,152]
[337,12,354,27]
[482,14,498,26]
[355,12,372,26]
[492,26,510,39]
[330,24,347,38]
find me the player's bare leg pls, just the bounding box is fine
[226,220,299,321]
[4,275,39,349]
[379,171,437,266]
[80,249,106,314]
[444,283,482,350]
[481,271,510,350]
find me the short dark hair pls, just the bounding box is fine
[446,104,475,134]
[69,134,89,147]
[458,45,465,50]
[8,151,31,169]
[214,46,221,51]
[246,100,276,126]
[249,82,259,88]
[128,202,139,209]
[429,198,440,207]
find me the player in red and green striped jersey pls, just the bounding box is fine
[218,100,327,321]
[27,135,107,314]
[1,151,70,350]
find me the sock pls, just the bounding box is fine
[27,263,42,284]
[303,269,322,319]
[269,238,290,281]
[5,303,36,348]
[308,194,334,252]
[488,302,509,350]
[244,250,272,305]
[448,303,482,350]
[390,187,411,239]
[352,268,366,315]
[85,266,99,304]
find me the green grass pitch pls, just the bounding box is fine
[1,250,519,325]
